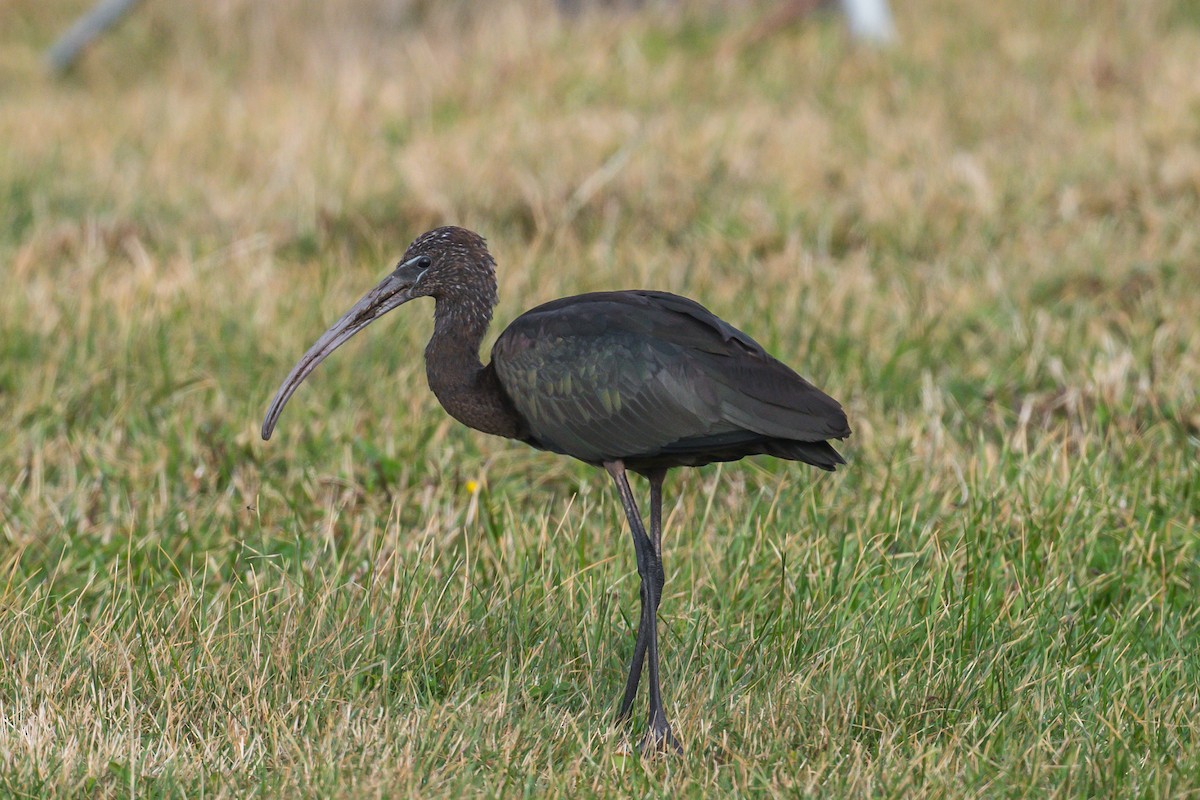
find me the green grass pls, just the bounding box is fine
[2,0,1199,796]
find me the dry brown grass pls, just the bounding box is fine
[1,0,1198,796]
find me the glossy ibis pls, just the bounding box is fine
[262,226,850,752]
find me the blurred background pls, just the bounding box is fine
[2,0,1198,795]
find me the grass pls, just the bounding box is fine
[1,0,1198,795]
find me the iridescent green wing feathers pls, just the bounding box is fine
[490,291,849,468]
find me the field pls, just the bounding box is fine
[2,0,1199,796]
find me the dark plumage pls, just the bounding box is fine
[262,226,850,753]
[493,290,848,470]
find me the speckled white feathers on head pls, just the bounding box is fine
[402,225,499,332]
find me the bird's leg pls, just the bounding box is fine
[640,468,674,753]
[615,578,650,723]
[648,469,667,599]
[615,469,667,722]
[606,462,680,754]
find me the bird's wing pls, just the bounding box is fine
[490,291,848,464]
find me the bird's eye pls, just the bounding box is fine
[417,256,432,269]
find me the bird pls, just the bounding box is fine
[262,226,850,753]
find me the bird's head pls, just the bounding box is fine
[261,225,496,440]
[398,226,496,302]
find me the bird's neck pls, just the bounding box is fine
[425,295,526,441]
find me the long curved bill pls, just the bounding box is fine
[261,267,420,440]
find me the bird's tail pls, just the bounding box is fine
[765,439,846,471]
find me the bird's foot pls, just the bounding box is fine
[638,718,682,755]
